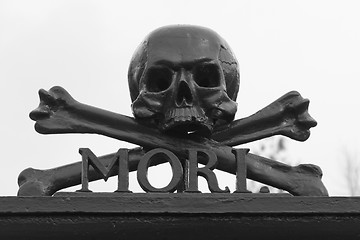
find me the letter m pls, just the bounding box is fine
[78,148,130,192]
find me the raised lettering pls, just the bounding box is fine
[232,148,250,193]
[78,148,131,193]
[137,148,183,193]
[185,149,230,193]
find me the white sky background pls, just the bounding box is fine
[1,0,360,196]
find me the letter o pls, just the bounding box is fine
[137,148,183,193]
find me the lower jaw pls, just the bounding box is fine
[160,119,213,137]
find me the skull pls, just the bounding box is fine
[128,25,239,136]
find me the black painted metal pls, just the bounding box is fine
[20,88,327,196]
[19,25,328,197]
[1,195,360,239]
[136,148,183,192]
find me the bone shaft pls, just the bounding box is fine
[212,118,285,146]
[17,154,119,196]
[66,102,168,149]
[35,88,314,149]
[49,101,237,167]
[212,91,313,146]
[18,148,160,196]
[211,95,283,146]
[64,102,221,152]
[78,101,280,148]
[36,89,301,149]
[245,153,294,191]
[207,152,296,193]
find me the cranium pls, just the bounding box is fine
[128,25,239,136]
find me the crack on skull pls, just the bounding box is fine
[219,60,238,66]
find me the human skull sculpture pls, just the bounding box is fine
[128,25,239,136]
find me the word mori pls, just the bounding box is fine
[78,148,249,193]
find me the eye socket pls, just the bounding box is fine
[145,67,173,92]
[194,63,221,88]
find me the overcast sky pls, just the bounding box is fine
[1,0,360,196]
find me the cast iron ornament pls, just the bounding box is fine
[129,26,239,136]
[18,25,328,196]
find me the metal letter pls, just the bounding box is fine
[137,148,183,193]
[78,148,131,193]
[185,149,230,193]
[232,148,250,193]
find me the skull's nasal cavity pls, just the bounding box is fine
[176,81,193,106]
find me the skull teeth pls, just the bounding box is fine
[165,107,206,124]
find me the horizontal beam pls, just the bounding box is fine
[1,194,360,239]
[1,193,360,214]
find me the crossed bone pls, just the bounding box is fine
[17,86,328,196]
